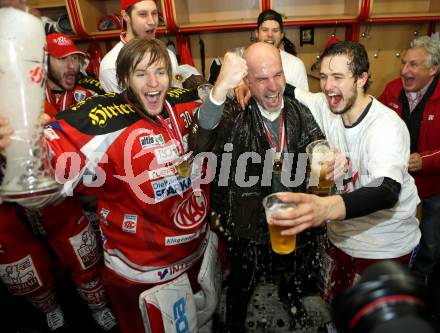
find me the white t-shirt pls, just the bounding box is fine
[295,89,421,259]
[99,41,179,93]
[280,49,309,91]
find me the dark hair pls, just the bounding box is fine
[321,41,371,92]
[116,37,172,90]
[126,6,134,16]
[282,36,297,56]
[257,9,283,31]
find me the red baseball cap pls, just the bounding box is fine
[121,0,155,11]
[46,33,85,58]
[325,36,340,49]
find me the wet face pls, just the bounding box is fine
[256,20,284,48]
[128,52,170,117]
[125,0,159,38]
[48,54,81,90]
[320,54,359,115]
[400,47,438,92]
[245,49,285,112]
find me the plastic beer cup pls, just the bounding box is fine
[306,140,335,196]
[262,193,297,255]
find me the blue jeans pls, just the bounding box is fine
[412,194,440,275]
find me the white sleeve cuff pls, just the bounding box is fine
[209,90,225,106]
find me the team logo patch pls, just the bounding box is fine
[154,145,179,164]
[174,190,207,229]
[428,114,435,121]
[139,134,165,149]
[122,214,138,233]
[74,89,87,102]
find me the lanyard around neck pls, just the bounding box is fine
[155,100,185,156]
[262,111,286,152]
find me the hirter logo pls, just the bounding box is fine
[174,191,207,229]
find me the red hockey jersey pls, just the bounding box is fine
[45,87,210,284]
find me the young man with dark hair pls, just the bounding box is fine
[256,9,308,91]
[235,9,309,109]
[99,0,178,93]
[0,37,220,333]
[271,41,420,304]
[45,33,104,117]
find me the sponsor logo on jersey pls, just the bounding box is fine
[77,76,102,90]
[157,261,192,281]
[86,98,136,127]
[151,169,201,202]
[0,255,42,295]
[100,208,110,227]
[122,214,138,233]
[428,114,435,121]
[154,145,179,164]
[44,127,60,141]
[165,224,206,246]
[149,165,177,181]
[174,191,207,229]
[166,87,190,99]
[152,176,191,201]
[74,89,87,102]
[139,134,165,149]
[70,224,100,270]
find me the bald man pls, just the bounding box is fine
[190,42,326,332]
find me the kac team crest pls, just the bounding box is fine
[174,190,207,229]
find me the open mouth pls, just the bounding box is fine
[145,28,156,36]
[327,92,342,108]
[264,93,280,107]
[144,91,161,104]
[402,76,415,86]
[64,73,76,87]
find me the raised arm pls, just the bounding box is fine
[188,52,247,153]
